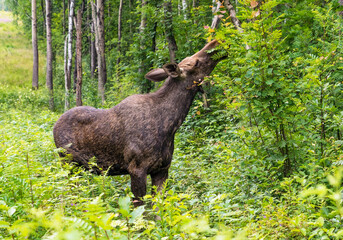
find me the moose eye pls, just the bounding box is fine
[194,59,200,68]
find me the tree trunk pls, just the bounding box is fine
[182,0,187,19]
[164,0,178,63]
[65,0,74,110]
[76,8,82,106]
[115,0,123,80]
[138,0,153,93]
[40,0,46,34]
[140,0,147,32]
[192,0,199,24]
[117,0,123,66]
[138,0,147,75]
[67,0,74,90]
[45,0,54,110]
[223,0,242,32]
[63,0,66,35]
[64,36,70,110]
[32,0,39,90]
[211,0,221,29]
[90,3,97,78]
[96,0,107,104]
[73,43,77,91]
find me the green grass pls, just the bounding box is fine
[0,13,45,88]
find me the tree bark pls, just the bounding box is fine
[163,0,178,63]
[89,4,97,78]
[115,0,123,80]
[129,0,133,34]
[138,0,154,93]
[40,0,46,34]
[223,0,242,32]
[211,0,221,29]
[96,0,107,104]
[64,0,74,110]
[66,0,74,91]
[32,0,39,90]
[64,36,70,110]
[63,0,66,35]
[90,2,97,79]
[182,0,187,19]
[117,0,123,66]
[45,0,54,110]
[76,8,82,106]
[73,40,77,91]
[192,0,199,24]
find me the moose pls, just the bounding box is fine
[53,40,225,206]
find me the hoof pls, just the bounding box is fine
[133,199,144,208]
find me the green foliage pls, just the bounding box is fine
[4,0,343,239]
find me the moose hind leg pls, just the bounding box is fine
[129,169,147,207]
[151,169,169,195]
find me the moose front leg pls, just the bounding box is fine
[151,169,169,195]
[129,169,147,207]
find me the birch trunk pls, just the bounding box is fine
[96,0,107,104]
[211,0,221,29]
[45,0,54,110]
[91,2,99,79]
[40,0,46,34]
[182,0,187,19]
[116,0,123,80]
[117,0,123,66]
[63,0,66,35]
[76,8,82,106]
[32,0,39,90]
[138,0,153,93]
[64,0,74,110]
[164,0,178,63]
[64,36,69,110]
[66,0,74,93]
[223,0,242,32]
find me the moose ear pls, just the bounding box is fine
[163,63,181,78]
[145,68,169,82]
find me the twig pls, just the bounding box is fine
[26,153,34,207]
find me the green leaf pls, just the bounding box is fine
[0,220,10,228]
[316,217,324,227]
[129,206,145,223]
[7,206,16,217]
[118,196,131,212]
[266,79,274,85]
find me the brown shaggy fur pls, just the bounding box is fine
[53,40,224,206]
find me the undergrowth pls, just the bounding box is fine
[2,5,343,239]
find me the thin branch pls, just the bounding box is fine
[223,0,243,32]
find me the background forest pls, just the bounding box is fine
[2,0,343,239]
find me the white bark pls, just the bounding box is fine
[64,35,69,110]
[67,0,74,89]
[32,0,39,90]
[46,0,53,110]
[211,0,221,29]
[182,0,187,19]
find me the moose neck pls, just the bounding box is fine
[152,77,199,134]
